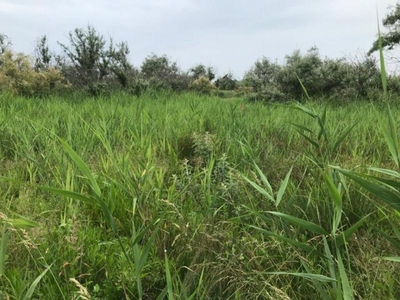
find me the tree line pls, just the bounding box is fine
[1,3,400,101]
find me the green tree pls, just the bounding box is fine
[189,64,215,81]
[58,25,133,93]
[243,57,281,92]
[278,47,323,98]
[0,49,68,97]
[215,73,236,90]
[189,75,213,94]
[34,35,52,72]
[140,54,190,91]
[0,33,11,54]
[369,3,400,54]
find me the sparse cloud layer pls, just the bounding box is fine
[0,0,396,77]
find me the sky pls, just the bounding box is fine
[0,0,398,78]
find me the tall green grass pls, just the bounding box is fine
[0,91,399,299]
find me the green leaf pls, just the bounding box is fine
[301,261,331,300]
[135,221,162,278]
[332,123,357,153]
[333,167,400,211]
[367,167,400,179]
[321,170,342,234]
[267,211,328,235]
[290,122,314,134]
[242,175,275,203]
[276,167,293,207]
[323,236,337,292]
[264,272,335,282]
[291,103,317,118]
[39,186,97,205]
[0,226,9,276]
[253,162,273,195]
[164,251,174,300]
[6,216,40,229]
[131,218,160,247]
[382,257,400,262]
[317,107,328,142]
[249,225,325,258]
[376,227,400,251]
[23,263,54,300]
[378,116,399,168]
[378,20,388,99]
[335,214,371,247]
[296,75,311,101]
[296,130,320,149]
[58,137,102,198]
[337,251,353,300]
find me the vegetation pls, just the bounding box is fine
[0,88,400,298]
[369,2,400,54]
[2,3,400,300]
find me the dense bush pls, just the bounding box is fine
[243,47,382,102]
[58,26,134,95]
[189,75,214,94]
[215,73,236,90]
[189,64,215,81]
[141,54,190,91]
[0,50,68,97]
[1,16,400,101]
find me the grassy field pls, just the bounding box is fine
[0,91,400,299]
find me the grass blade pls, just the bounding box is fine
[267,211,328,235]
[333,167,400,211]
[332,123,357,153]
[253,162,273,195]
[0,226,9,276]
[378,18,388,99]
[264,272,335,282]
[242,175,275,203]
[57,137,102,198]
[276,166,293,207]
[23,263,54,300]
[382,257,400,262]
[301,261,331,300]
[321,170,342,233]
[323,236,337,292]
[335,214,371,247]
[164,250,174,300]
[249,225,325,258]
[296,75,311,101]
[337,250,353,300]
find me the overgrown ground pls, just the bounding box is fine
[0,92,400,299]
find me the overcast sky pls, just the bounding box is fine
[0,0,397,78]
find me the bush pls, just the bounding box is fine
[189,76,213,94]
[243,57,281,92]
[243,47,385,102]
[0,50,68,97]
[189,64,215,81]
[234,86,254,97]
[141,54,190,91]
[277,47,324,98]
[215,73,236,90]
[58,25,133,95]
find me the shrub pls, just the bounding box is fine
[189,64,215,81]
[141,54,190,91]
[189,76,213,94]
[0,50,68,97]
[243,57,281,92]
[58,25,133,94]
[215,73,236,90]
[277,47,324,99]
[234,86,254,97]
